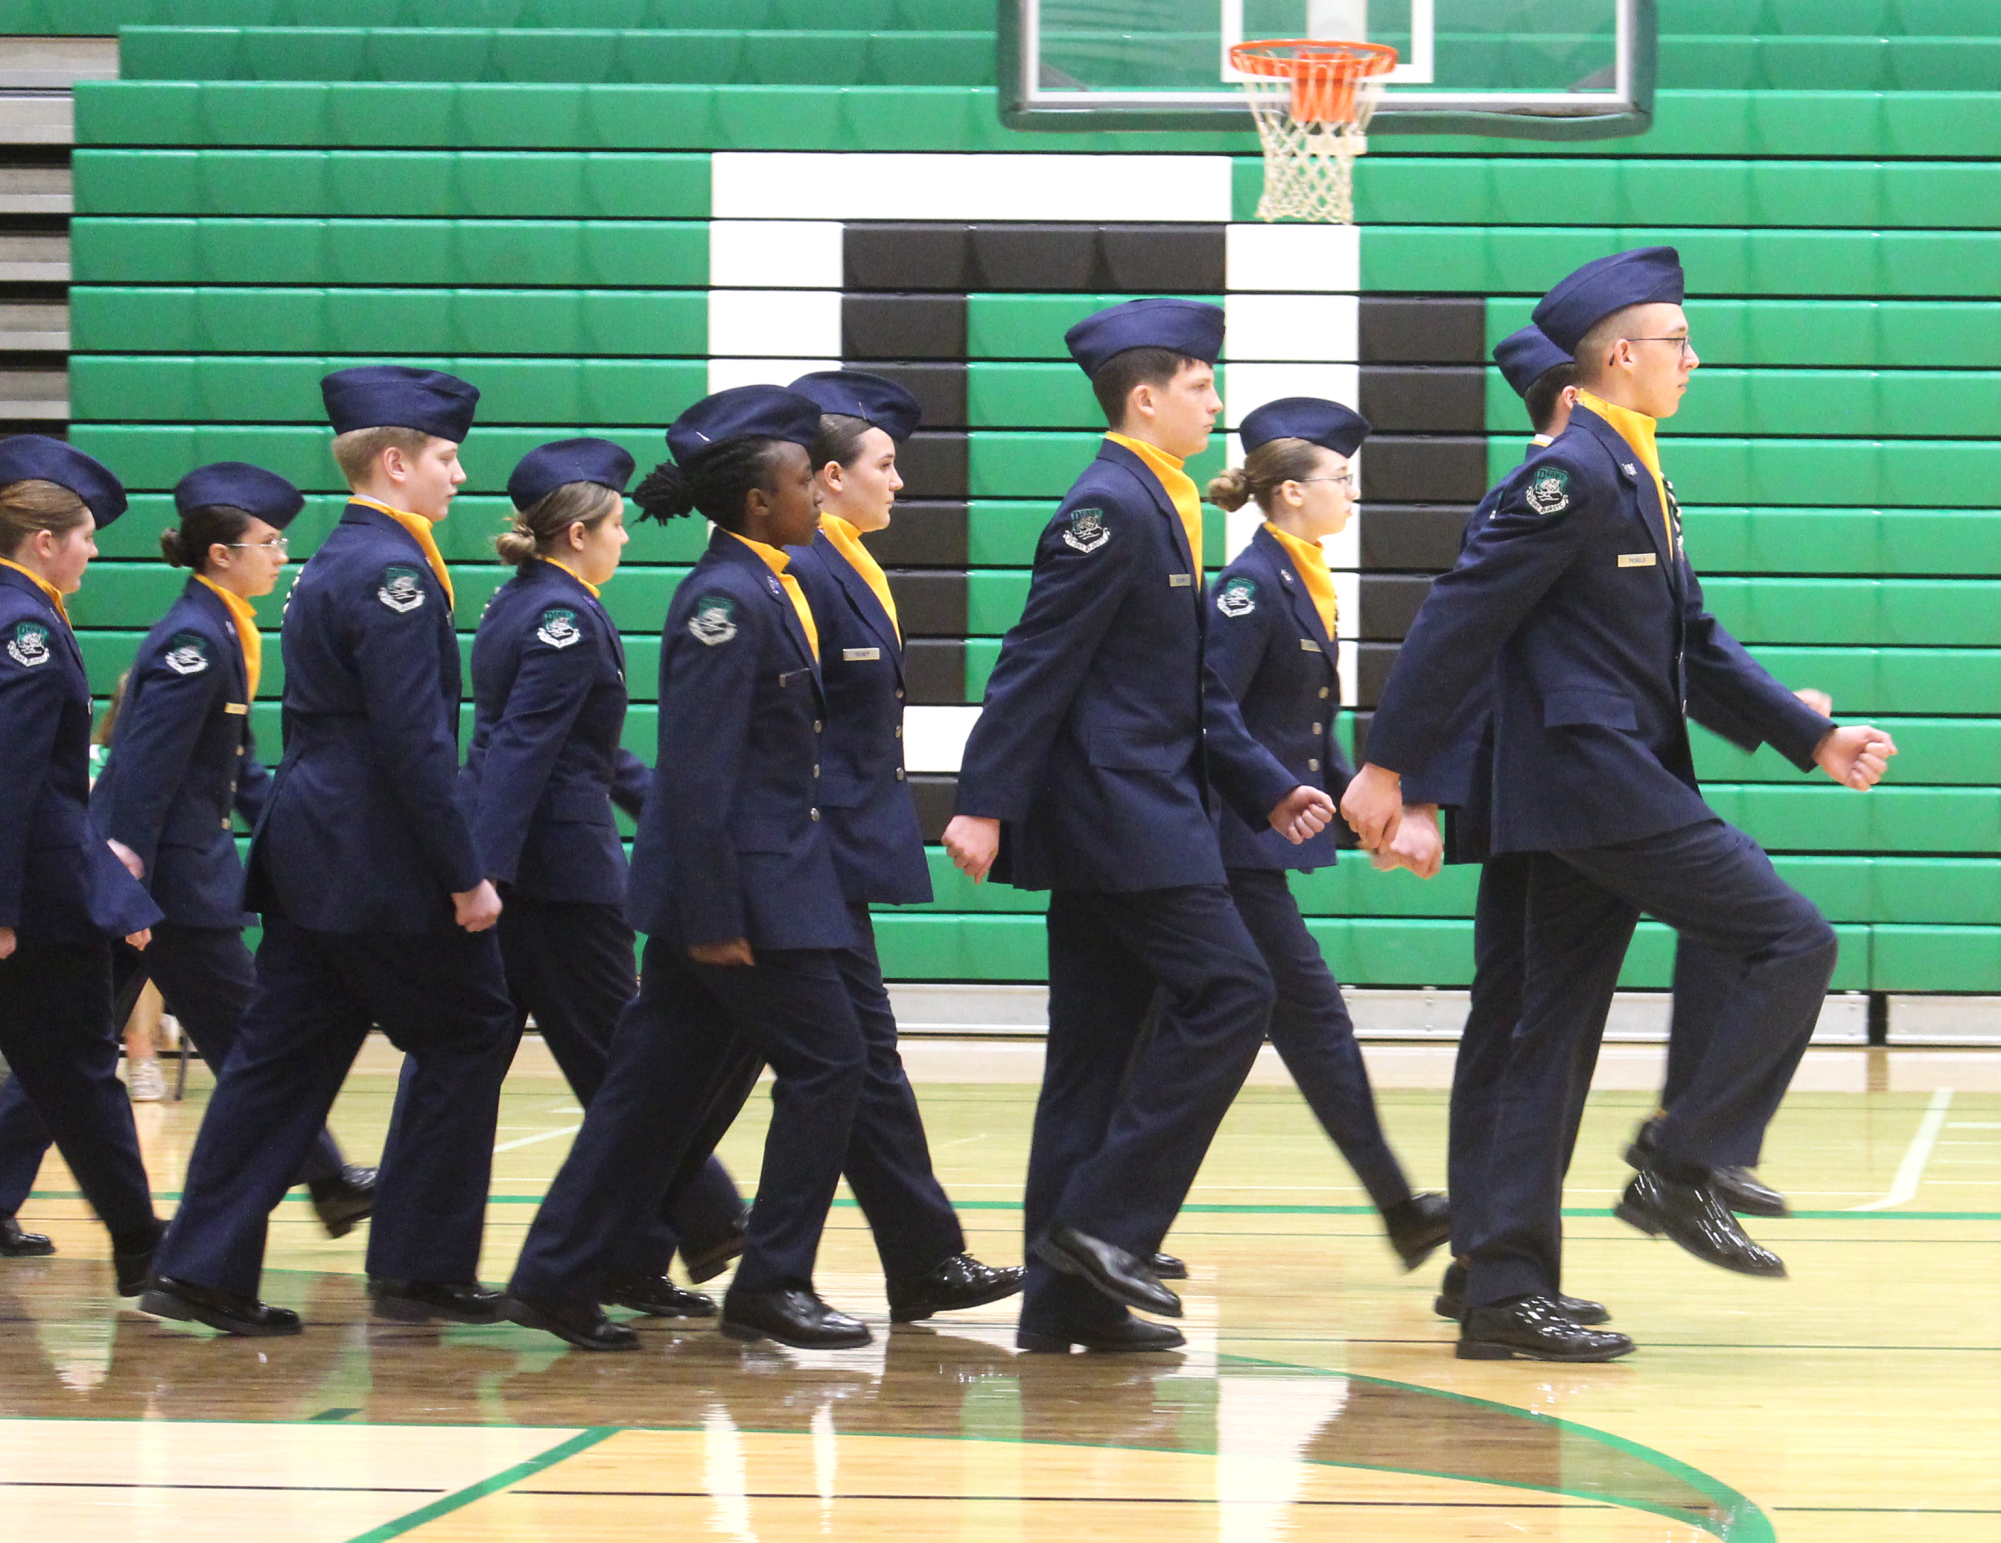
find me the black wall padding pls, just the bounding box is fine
[865,501,969,568]
[843,223,1228,297]
[901,639,967,705]
[1358,575,1437,641]
[1359,366,1487,433]
[1358,297,1488,363]
[1359,436,1490,502]
[891,431,969,497]
[885,571,969,636]
[853,362,968,430]
[1358,505,1473,571]
[844,295,968,360]
[908,775,959,843]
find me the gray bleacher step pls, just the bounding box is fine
[0,37,116,89]
[0,302,65,350]
[0,365,66,417]
[0,92,72,144]
[0,163,69,213]
[0,230,67,280]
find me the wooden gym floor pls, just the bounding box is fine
[1,1038,1996,1541]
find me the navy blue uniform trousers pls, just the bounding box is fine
[0,941,157,1245]
[1022,885,1274,1335]
[0,925,345,1213]
[511,937,865,1305]
[1224,869,1413,1213]
[1446,854,1536,1262]
[153,914,516,1297]
[1469,818,1836,1308]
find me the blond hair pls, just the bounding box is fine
[495,481,620,567]
[0,478,89,558]
[331,425,432,487]
[1204,438,1329,514]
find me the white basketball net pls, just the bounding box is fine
[1234,41,1397,225]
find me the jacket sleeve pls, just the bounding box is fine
[96,646,225,878]
[350,567,482,895]
[233,726,273,827]
[610,749,651,818]
[0,645,60,929]
[1197,570,1299,825]
[1681,569,1831,771]
[470,625,595,886]
[954,501,1138,822]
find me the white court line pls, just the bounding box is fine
[493,1124,583,1154]
[1849,1088,1955,1211]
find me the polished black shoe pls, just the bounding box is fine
[368,1278,506,1324]
[140,1276,302,1337]
[1018,1316,1187,1353]
[1031,1225,1181,1318]
[681,1229,748,1286]
[1433,1261,1609,1326]
[0,1215,54,1257]
[720,1287,872,1349]
[1615,1169,1787,1277]
[308,1166,378,1239]
[1148,1252,1188,1280]
[1625,1120,1790,1218]
[503,1291,639,1351]
[1382,1192,1452,1272]
[112,1221,166,1296]
[602,1273,716,1318]
[1458,1296,1635,1362]
[887,1253,1025,1322]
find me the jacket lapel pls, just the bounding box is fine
[1574,409,1678,582]
[712,530,821,691]
[186,580,250,703]
[1257,526,1338,665]
[820,535,904,678]
[1098,440,1196,577]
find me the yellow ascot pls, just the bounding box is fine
[727,531,819,662]
[350,496,455,609]
[0,556,68,625]
[1107,432,1205,584]
[193,572,263,699]
[1576,389,1673,554]
[1263,523,1339,640]
[818,513,899,640]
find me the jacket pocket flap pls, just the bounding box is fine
[1543,690,1638,731]
[1087,732,1189,772]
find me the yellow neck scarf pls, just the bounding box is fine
[818,513,899,641]
[1108,432,1204,584]
[1576,390,1673,554]
[727,530,819,662]
[193,572,262,700]
[541,555,600,599]
[0,555,68,625]
[1263,522,1338,639]
[350,496,454,609]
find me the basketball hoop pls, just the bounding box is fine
[1230,39,1399,225]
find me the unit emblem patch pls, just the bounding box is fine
[1525,466,1572,516]
[5,619,50,668]
[163,629,210,675]
[1063,507,1110,553]
[377,564,426,613]
[688,594,739,646]
[536,607,582,649]
[1216,576,1258,618]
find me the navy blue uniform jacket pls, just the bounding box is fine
[91,577,273,930]
[1367,407,1831,855]
[1205,525,1352,872]
[461,560,650,907]
[955,438,1297,892]
[0,566,160,943]
[625,529,854,952]
[244,502,481,933]
[787,533,931,906]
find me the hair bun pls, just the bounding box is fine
[493,526,540,564]
[1205,465,1251,512]
[632,460,697,523]
[158,527,188,566]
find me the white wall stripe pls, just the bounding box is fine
[706,357,838,394]
[1224,221,1360,293]
[706,288,841,359]
[708,219,844,288]
[903,704,984,774]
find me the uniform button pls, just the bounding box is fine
[237,746,245,756]
[1318,687,1330,699]
[812,764,820,777]
[1308,758,1321,772]
[894,724,902,738]
[895,689,904,700]
[810,808,820,821]
[1311,722,1323,735]
[813,720,823,733]
[221,817,232,829]
[895,768,905,780]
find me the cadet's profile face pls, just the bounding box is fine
[1142,361,1223,460]
[391,436,467,522]
[208,514,289,599]
[816,426,902,534]
[747,441,822,549]
[1615,302,1698,419]
[569,497,629,587]
[1274,446,1355,540]
[39,514,96,595]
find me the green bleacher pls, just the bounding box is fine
[15,0,2000,991]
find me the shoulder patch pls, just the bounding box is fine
[687,593,739,646]
[1063,506,1110,554]
[377,563,426,613]
[1216,575,1258,618]
[5,618,51,668]
[162,629,210,675]
[1524,465,1572,516]
[535,606,583,649]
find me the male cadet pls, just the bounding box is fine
[144,366,518,1337]
[1342,248,1896,1361]
[943,299,1335,1353]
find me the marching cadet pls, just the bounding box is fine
[1344,249,1897,1360]
[1201,397,1451,1272]
[785,369,1023,1321]
[0,463,376,1252]
[0,436,165,1289]
[462,436,747,1316]
[503,385,877,1353]
[143,367,518,1337]
[942,300,1334,1353]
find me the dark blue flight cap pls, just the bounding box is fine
[173,461,306,529]
[789,369,922,443]
[321,365,480,442]
[666,384,823,465]
[1493,324,1573,400]
[1532,246,1685,355]
[1239,396,1371,459]
[0,434,127,529]
[507,437,636,511]
[1065,298,1226,377]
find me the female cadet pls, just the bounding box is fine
[504,385,876,1353]
[0,463,376,1249]
[1204,398,1451,1271]
[460,437,747,1317]
[783,370,1022,1321]
[0,436,165,1289]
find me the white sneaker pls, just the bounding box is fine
[127,1058,167,1103]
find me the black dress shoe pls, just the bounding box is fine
[601,1273,716,1318]
[0,1215,54,1257]
[502,1291,639,1351]
[720,1287,872,1349]
[1626,1121,1790,1218]
[1018,1316,1187,1353]
[308,1166,378,1239]
[368,1278,506,1323]
[112,1221,166,1296]
[1459,1296,1635,1362]
[1615,1169,1787,1278]
[1382,1192,1452,1271]
[140,1276,302,1337]
[1148,1252,1188,1280]
[1031,1225,1181,1318]
[681,1229,748,1285]
[1433,1260,1610,1325]
[887,1253,1025,1322]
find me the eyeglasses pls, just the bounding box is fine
[1623,336,1697,360]
[1295,473,1355,489]
[222,537,290,551]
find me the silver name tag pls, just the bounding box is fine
[1301,639,1323,653]
[1618,552,1657,568]
[842,647,881,661]
[1168,573,1193,588]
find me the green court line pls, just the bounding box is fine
[343,1426,616,1543]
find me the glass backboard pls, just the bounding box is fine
[1001,0,1656,139]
